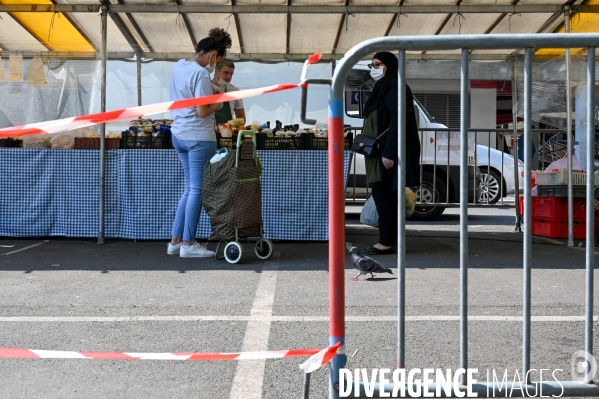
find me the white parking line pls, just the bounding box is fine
[0,315,595,322]
[228,253,279,399]
[1,240,48,256]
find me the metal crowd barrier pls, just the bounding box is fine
[345,127,569,209]
[318,33,599,398]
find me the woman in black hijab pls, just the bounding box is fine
[362,51,420,254]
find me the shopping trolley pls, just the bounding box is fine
[202,131,273,264]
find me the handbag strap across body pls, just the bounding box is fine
[375,127,390,140]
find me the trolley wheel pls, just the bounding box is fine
[224,242,243,264]
[254,239,274,260]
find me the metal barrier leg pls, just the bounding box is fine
[398,49,407,370]
[487,132,491,204]
[512,57,522,232]
[565,5,574,247]
[328,96,346,399]
[523,47,533,383]
[447,129,451,205]
[303,371,311,399]
[585,47,595,375]
[459,48,469,384]
[500,132,505,206]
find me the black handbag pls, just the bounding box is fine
[350,127,390,157]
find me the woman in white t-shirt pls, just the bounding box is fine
[167,28,232,258]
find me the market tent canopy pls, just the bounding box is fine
[0,0,598,61]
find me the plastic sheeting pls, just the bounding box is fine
[98,58,332,132]
[0,59,99,127]
[516,54,590,129]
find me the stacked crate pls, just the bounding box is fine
[520,170,599,238]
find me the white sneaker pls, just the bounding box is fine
[180,242,215,258]
[167,242,183,255]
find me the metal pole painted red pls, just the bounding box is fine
[328,112,346,398]
[328,115,345,338]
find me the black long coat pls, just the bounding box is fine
[376,78,421,191]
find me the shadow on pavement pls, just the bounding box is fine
[0,225,596,272]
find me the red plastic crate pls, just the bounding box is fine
[532,216,599,239]
[518,196,592,219]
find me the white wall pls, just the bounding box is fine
[470,88,497,149]
[104,60,333,131]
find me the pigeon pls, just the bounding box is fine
[349,247,393,280]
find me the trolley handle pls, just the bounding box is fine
[237,130,257,147]
[236,130,258,168]
[300,78,332,126]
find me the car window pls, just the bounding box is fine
[413,96,433,123]
[345,69,373,119]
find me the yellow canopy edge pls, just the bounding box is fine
[536,0,599,56]
[0,0,93,52]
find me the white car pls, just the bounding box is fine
[344,68,523,219]
[475,144,524,204]
[346,132,524,220]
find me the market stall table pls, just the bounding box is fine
[0,149,351,241]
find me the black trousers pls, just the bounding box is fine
[371,181,398,247]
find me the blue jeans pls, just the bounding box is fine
[171,136,216,242]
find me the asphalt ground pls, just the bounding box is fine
[0,206,598,399]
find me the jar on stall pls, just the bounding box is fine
[143,122,154,133]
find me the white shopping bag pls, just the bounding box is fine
[360,196,379,227]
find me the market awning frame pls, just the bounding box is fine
[1,1,598,61]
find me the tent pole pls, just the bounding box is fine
[565,5,574,246]
[98,5,108,245]
[137,51,142,106]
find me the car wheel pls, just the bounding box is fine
[409,171,446,221]
[478,168,503,204]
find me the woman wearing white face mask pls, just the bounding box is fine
[167,28,232,258]
[361,52,420,255]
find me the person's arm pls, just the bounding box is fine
[197,103,222,118]
[229,92,245,124]
[234,107,246,124]
[194,73,222,118]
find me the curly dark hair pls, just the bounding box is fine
[195,28,232,57]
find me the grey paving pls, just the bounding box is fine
[0,206,597,398]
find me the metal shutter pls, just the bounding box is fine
[447,94,461,129]
[413,93,466,129]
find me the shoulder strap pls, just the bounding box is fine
[376,127,390,140]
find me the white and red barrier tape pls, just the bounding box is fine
[0,53,323,139]
[299,341,341,373]
[0,341,341,373]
